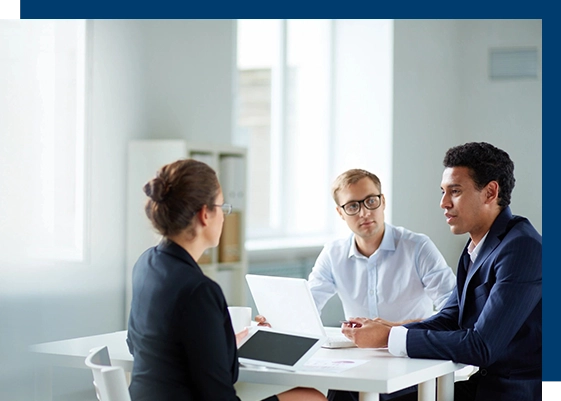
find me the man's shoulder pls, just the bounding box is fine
[509,214,542,239]
[495,210,542,243]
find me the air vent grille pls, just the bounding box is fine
[489,48,538,80]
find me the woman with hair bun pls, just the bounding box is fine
[126,159,327,401]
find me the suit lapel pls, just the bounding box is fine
[466,208,513,282]
[465,235,500,284]
[458,207,514,324]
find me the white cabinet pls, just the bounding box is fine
[126,140,248,324]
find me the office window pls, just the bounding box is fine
[0,20,87,262]
[237,19,334,245]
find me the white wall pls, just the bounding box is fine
[139,20,236,143]
[392,19,542,269]
[456,20,542,235]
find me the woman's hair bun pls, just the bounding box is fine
[143,177,171,203]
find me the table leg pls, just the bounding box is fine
[418,378,436,401]
[34,366,52,401]
[436,373,454,401]
[359,392,380,401]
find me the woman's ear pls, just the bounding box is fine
[197,205,210,227]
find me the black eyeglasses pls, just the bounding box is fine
[339,195,383,216]
[213,203,232,216]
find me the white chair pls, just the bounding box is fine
[85,345,132,401]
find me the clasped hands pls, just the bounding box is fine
[340,317,397,348]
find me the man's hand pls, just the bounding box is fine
[370,317,399,327]
[341,317,391,348]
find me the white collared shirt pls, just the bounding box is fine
[308,223,456,322]
[467,232,489,265]
[388,231,490,357]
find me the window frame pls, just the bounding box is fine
[237,19,338,250]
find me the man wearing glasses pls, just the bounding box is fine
[309,168,455,333]
[309,169,456,401]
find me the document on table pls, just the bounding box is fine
[302,357,370,373]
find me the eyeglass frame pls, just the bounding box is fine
[213,203,233,216]
[339,194,383,216]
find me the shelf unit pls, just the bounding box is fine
[126,140,248,324]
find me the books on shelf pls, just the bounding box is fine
[219,211,242,263]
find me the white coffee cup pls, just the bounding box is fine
[227,306,252,333]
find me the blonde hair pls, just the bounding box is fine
[331,169,382,205]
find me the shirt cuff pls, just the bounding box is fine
[388,326,408,357]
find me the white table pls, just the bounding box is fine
[29,329,466,401]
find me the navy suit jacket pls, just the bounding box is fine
[404,207,541,400]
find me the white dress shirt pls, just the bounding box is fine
[308,223,456,322]
[388,232,489,357]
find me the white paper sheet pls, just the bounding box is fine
[302,357,370,373]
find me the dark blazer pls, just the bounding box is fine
[404,207,542,401]
[126,239,241,401]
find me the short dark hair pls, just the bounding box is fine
[143,159,220,237]
[443,142,515,208]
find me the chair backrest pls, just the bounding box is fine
[85,346,132,401]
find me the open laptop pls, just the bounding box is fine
[237,326,326,371]
[245,274,356,349]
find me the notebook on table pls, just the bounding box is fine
[245,274,356,349]
[237,326,326,371]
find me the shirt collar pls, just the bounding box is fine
[348,223,395,259]
[467,231,489,264]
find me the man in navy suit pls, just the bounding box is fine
[341,142,542,401]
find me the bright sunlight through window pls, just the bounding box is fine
[237,19,334,246]
[0,20,87,263]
